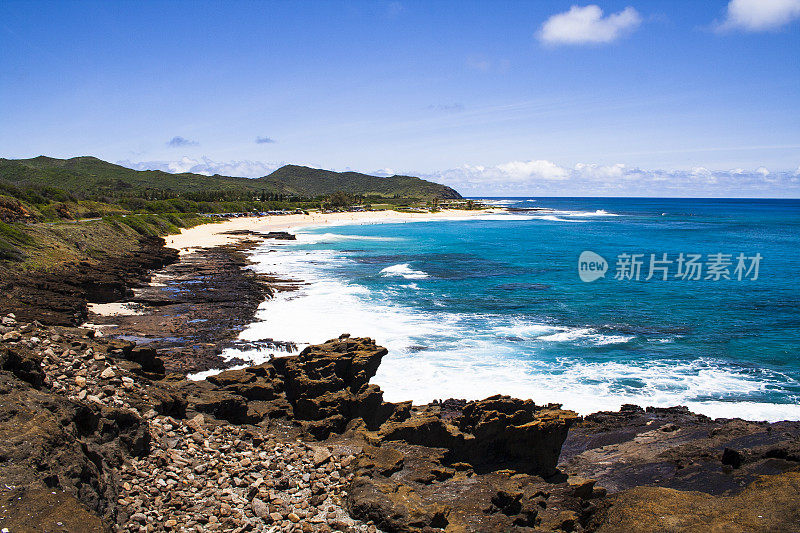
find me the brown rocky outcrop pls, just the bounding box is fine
[346,442,605,532]
[372,396,578,477]
[559,404,800,495]
[171,335,397,438]
[0,236,178,325]
[0,196,35,222]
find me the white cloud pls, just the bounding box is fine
[496,160,568,180]
[717,0,800,31]
[537,5,642,46]
[118,156,281,178]
[756,166,770,176]
[573,163,628,180]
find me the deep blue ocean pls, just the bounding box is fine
[226,198,800,421]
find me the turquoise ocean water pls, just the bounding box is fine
[225,198,800,421]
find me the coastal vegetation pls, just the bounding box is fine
[0,155,464,272]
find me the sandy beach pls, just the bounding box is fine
[165,208,501,253]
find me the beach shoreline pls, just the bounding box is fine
[164,208,503,253]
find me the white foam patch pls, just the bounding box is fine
[293,232,402,245]
[380,263,429,279]
[472,199,520,206]
[558,209,621,217]
[493,322,560,338]
[534,327,634,346]
[532,215,583,222]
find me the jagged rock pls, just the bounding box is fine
[272,336,393,437]
[375,396,577,476]
[192,336,395,438]
[457,395,578,475]
[180,381,252,424]
[347,442,592,532]
[207,367,279,400]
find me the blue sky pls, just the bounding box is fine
[1,0,799,196]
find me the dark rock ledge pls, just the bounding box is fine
[1,319,799,532]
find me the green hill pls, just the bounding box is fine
[0,156,461,201]
[258,165,462,200]
[0,156,259,200]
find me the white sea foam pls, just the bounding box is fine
[493,321,560,339]
[471,214,537,221]
[535,326,634,345]
[473,199,520,206]
[374,353,800,422]
[293,232,402,245]
[530,215,582,222]
[380,263,429,279]
[557,209,621,217]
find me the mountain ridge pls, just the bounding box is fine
[0,156,461,200]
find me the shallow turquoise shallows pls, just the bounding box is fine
[234,198,800,421]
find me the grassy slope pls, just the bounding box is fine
[0,213,207,274]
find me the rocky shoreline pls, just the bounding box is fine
[0,236,798,532]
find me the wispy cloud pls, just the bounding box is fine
[537,5,642,46]
[166,136,199,148]
[427,103,465,113]
[255,136,277,144]
[715,0,800,32]
[386,1,403,18]
[466,55,510,73]
[118,157,281,178]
